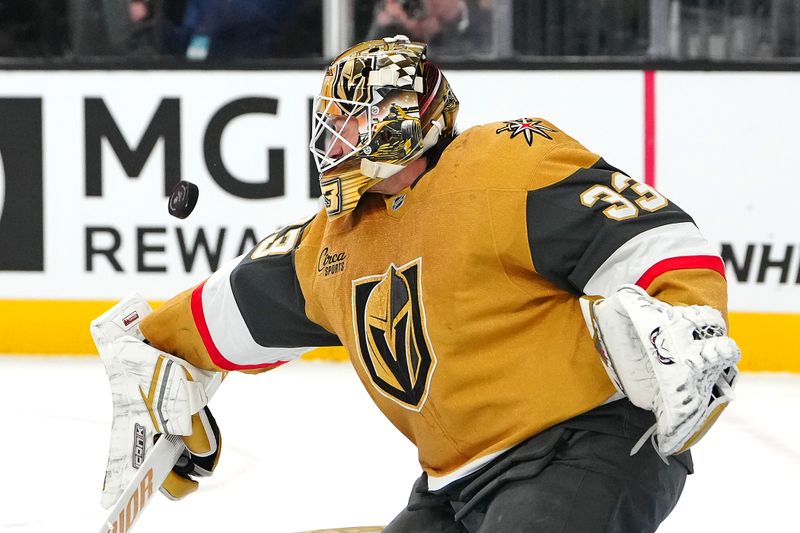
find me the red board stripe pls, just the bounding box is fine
[644,70,656,187]
[190,281,288,371]
[636,255,726,290]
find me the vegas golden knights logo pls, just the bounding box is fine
[352,258,436,411]
[333,57,373,112]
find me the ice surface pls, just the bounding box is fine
[1,357,797,532]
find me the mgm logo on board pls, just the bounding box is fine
[0,99,44,271]
[352,258,437,411]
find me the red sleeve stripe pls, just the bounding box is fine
[190,281,288,371]
[635,255,726,290]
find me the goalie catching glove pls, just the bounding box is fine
[91,294,224,508]
[581,284,740,457]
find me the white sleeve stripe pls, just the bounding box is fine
[583,222,719,297]
[198,255,317,369]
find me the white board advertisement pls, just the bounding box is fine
[0,70,643,302]
[656,71,800,314]
[0,69,795,313]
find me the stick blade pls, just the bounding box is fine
[98,434,184,533]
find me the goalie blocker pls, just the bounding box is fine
[580,284,740,457]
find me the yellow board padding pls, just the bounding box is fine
[0,300,795,371]
[727,312,800,373]
[0,300,118,356]
[0,299,351,362]
[303,346,349,362]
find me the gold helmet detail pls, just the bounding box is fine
[310,35,459,219]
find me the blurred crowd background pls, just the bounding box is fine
[0,0,798,62]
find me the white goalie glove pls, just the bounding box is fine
[581,284,741,457]
[91,294,223,509]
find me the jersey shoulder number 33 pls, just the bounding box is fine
[579,172,669,221]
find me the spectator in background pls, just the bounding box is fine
[124,0,162,54]
[365,0,491,56]
[125,0,307,60]
[179,0,297,60]
[129,0,151,22]
[126,0,196,56]
[0,0,69,57]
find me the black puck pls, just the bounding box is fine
[168,180,199,219]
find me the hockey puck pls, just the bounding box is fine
[168,180,199,219]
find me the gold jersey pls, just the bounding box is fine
[142,118,727,486]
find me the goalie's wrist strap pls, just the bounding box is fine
[630,424,669,464]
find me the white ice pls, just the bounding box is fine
[2,356,797,532]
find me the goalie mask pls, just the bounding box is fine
[310,35,459,219]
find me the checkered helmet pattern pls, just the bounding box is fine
[310,35,459,220]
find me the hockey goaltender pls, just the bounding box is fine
[92,35,741,533]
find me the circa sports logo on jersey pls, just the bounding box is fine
[352,258,437,412]
[317,247,346,277]
[495,118,557,147]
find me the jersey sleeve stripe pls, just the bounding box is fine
[582,222,720,297]
[190,257,314,370]
[190,281,288,371]
[190,280,218,363]
[636,255,726,290]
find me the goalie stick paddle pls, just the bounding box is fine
[98,434,185,533]
[97,372,224,533]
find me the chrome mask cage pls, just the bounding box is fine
[310,95,374,174]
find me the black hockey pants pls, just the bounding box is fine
[383,399,690,533]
